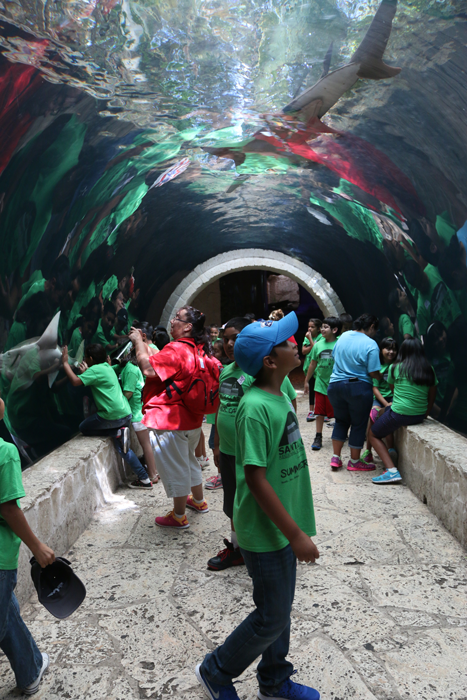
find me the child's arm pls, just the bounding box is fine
[61,346,84,386]
[0,501,55,568]
[245,465,319,563]
[372,386,391,407]
[304,359,317,393]
[426,385,437,417]
[129,328,156,378]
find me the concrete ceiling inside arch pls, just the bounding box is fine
[1,0,467,452]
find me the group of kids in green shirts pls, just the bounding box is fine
[0,308,439,699]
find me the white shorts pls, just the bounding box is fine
[132,421,147,433]
[149,427,202,498]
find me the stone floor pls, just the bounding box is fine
[1,395,466,699]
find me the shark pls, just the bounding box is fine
[0,311,83,390]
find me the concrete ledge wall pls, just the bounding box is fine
[395,418,467,548]
[17,435,129,606]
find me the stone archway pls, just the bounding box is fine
[161,249,345,328]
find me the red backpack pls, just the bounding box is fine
[164,339,221,416]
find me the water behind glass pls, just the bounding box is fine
[0,0,466,462]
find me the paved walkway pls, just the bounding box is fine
[1,395,466,699]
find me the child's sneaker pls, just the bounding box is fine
[311,434,322,451]
[258,676,320,699]
[155,511,190,529]
[372,470,402,484]
[186,495,209,513]
[196,663,240,699]
[128,479,152,490]
[360,449,374,464]
[205,474,223,490]
[330,456,342,470]
[207,539,244,570]
[23,652,49,695]
[197,455,210,469]
[306,411,316,422]
[347,459,375,471]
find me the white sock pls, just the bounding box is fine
[333,454,341,460]
[174,512,185,519]
[193,496,204,504]
[141,478,151,484]
[350,457,359,464]
[231,530,238,549]
[387,467,398,474]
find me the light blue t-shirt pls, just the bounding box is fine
[329,331,380,385]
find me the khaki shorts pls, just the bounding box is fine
[149,427,202,498]
[132,421,147,433]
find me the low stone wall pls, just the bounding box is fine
[17,435,129,606]
[395,418,467,548]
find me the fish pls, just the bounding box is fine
[148,157,191,190]
[0,311,70,389]
[306,207,332,225]
[282,0,401,122]
[226,174,250,193]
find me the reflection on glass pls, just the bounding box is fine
[0,0,466,464]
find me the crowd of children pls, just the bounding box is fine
[0,298,440,699]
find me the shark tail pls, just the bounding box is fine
[357,61,401,80]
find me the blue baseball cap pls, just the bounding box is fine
[234,311,299,377]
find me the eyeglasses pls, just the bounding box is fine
[172,315,189,323]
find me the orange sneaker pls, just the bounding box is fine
[186,495,209,513]
[155,510,190,529]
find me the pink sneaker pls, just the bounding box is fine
[155,511,190,529]
[347,459,376,471]
[330,456,342,470]
[205,474,223,490]
[186,494,209,512]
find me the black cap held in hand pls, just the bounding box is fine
[30,557,86,619]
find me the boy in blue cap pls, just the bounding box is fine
[196,312,320,700]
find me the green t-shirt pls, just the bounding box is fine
[16,278,45,312]
[68,327,85,359]
[399,314,415,339]
[217,365,297,456]
[373,363,393,400]
[388,364,438,416]
[217,363,255,455]
[121,362,144,424]
[91,319,113,347]
[80,363,131,420]
[310,337,336,395]
[0,439,25,570]
[303,333,323,373]
[233,386,316,552]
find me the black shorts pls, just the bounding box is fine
[219,452,236,520]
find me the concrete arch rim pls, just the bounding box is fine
[161,249,345,329]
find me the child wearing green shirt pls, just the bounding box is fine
[0,395,55,695]
[197,312,320,700]
[371,339,437,484]
[302,318,322,421]
[306,317,342,452]
[62,343,153,489]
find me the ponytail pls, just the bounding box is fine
[354,314,379,332]
[180,305,211,355]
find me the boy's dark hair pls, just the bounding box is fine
[244,313,256,321]
[209,324,219,331]
[224,317,252,333]
[393,338,435,386]
[213,339,224,349]
[153,326,171,350]
[179,305,211,354]
[379,337,398,364]
[322,316,342,336]
[254,341,287,380]
[103,300,116,317]
[379,316,394,337]
[110,288,122,303]
[85,343,107,364]
[309,318,322,328]
[354,314,379,332]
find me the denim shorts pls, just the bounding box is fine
[327,379,373,449]
[371,406,425,439]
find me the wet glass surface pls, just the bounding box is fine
[0,0,466,460]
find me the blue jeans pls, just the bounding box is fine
[0,570,42,690]
[201,544,296,694]
[79,413,148,482]
[208,424,215,451]
[327,379,373,449]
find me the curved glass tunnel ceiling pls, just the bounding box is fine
[0,0,467,457]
